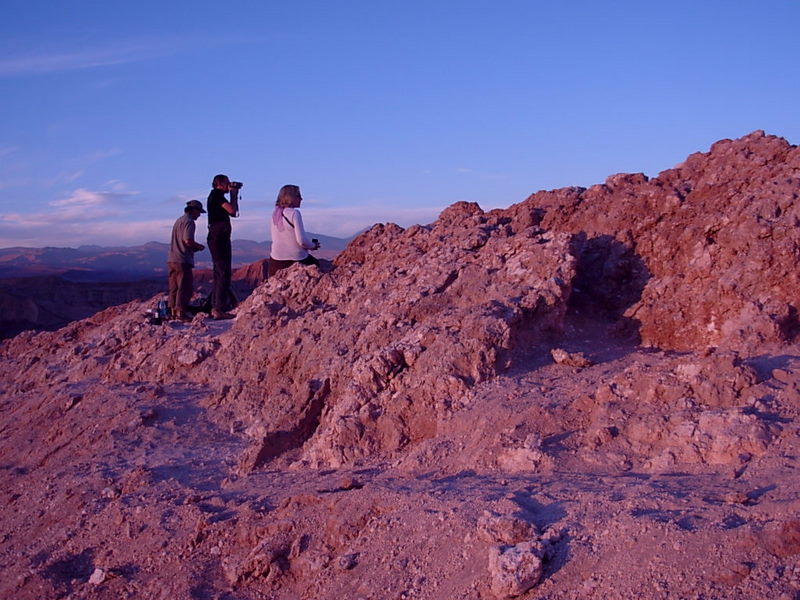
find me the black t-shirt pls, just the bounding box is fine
[207,188,230,226]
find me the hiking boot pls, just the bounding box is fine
[211,310,235,320]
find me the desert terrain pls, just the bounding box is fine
[1,130,799,599]
[0,238,346,339]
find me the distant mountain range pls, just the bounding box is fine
[0,234,350,282]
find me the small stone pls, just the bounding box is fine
[722,491,750,504]
[101,486,121,500]
[88,567,106,585]
[758,520,800,557]
[488,541,545,598]
[550,348,593,368]
[338,553,358,570]
[338,477,363,491]
[64,394,83,411]
[139,408,157,422]
[712,562,751,586]
[478,511,538,544]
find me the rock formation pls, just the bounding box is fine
[522,130,800,352]
[1,131,800,599]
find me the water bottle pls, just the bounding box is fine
[157,299,168,321]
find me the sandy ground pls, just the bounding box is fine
[2,312,799,600]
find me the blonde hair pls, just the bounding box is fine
[276,185,301,208]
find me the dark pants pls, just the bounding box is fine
[207,222,232,312]
[268,255,319,278]
[167,262,193,316]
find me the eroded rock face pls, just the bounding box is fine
[0,200,576,472]
[202,202,576,468]
[520,130,800,352]
[580,351,780,472]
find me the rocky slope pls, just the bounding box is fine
[1,131,799,600]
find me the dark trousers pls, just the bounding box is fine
[167,262,193,316]
[207,223,232,312]
[268,255,319,278]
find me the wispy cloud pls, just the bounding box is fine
[0,39,192,77]
[198,201,449,243]
[0,217,175,248]
[48,188,135,219]
[0,147,31,190]
[0,186,137,243]
[0,193,452,248]
[44,170,85,186]
[0,182,176,247]
[84,148,123,162]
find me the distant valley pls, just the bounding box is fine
[0,235,349,338]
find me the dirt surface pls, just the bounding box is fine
[2,311,799,599]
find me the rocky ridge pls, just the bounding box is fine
[523,130,800,351]
[1,131,800,599]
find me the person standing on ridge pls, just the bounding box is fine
[206,173,241,319]
[268,184,320,278]
[167,200,205,321]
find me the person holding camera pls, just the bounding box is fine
[167,200,205,321]
[206,174,241,320]
[269,184,320,278]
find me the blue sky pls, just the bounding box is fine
[0,0,798,247]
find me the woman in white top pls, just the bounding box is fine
[269,184,321,277]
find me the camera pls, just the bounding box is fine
[229,181,243,189]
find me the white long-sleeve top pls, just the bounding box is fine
[270,207,314,261]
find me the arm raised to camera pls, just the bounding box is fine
[228,184,241,217]
[228,189,239,217]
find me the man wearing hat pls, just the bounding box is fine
[167,200,206,321]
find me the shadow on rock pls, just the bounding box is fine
[568,232,651,335]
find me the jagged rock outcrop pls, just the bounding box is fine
[518,130,800,352]
[202,202,576,468]
[0,200,577,472]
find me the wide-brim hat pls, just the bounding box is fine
[186,200,206,213]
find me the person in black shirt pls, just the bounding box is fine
[206,174,239,319]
